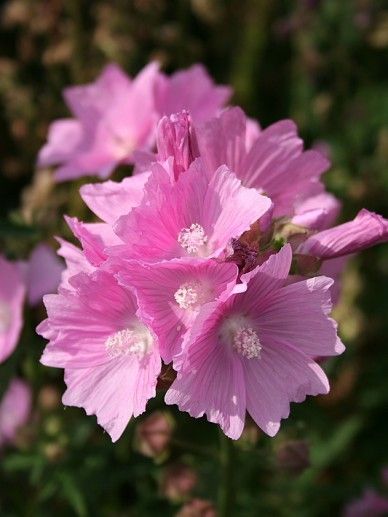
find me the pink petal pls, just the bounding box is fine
[80,172,150,224]
[292,192,341,230]
[156,64,232,124]
[243,342,329,437]
[255,276,344,357]
[0,378,32,445]
[0,255,25,363]
[39,270,138,368]
[165,341,246,440]
[38,119,83,167]
[297,209,388,259]
[26,244,64,306]
[63,349,161,442]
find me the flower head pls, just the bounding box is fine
[166,245,344,439]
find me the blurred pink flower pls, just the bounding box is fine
[166,245,343,439]
[38,63,230,182]
[0,378,32,446]
[26,244,64,306]
[155,64,232,124]
[0,255,25,363]
[344,489,388,517]
[38,269,161,442]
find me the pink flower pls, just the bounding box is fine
[38,63,160,181]
[196,107,329,217]
[0,378,32,446]
[155,64,232,124]
[37,269,161,442]
[297,209,388,259]
[118,259,240,363]
[38,63,230,182]
[0,255,25,363]
[25,244,64,306]
[344,489,388,517]
[155,110,199,180]
[165,245,344,439]
[112,158,272,262]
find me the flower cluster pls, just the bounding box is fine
[37,62,388,442]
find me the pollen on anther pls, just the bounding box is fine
[174,284,198,309]
[178,223,208,254]
[105,324,153,359]
[233,327,262,359]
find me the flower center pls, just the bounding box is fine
[220,315,262,359]
[0,301,11,334]
[174,281,211,310]
[105,320,154,359]
[178,223,208,255]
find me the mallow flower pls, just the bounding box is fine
[165,245,344,439]
[38,63,231,182]
[37,269,161,442]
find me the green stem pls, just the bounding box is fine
[218,431,235,517]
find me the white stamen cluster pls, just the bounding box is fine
[174,283,199,309]
[105,322,154,359]
[232,327,262,359]
[178,223,208,254]
[220,315,262,359]
[0,301,11,333]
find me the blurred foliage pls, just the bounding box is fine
[1,0,388,515]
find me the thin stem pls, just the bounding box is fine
[218,431,235,517]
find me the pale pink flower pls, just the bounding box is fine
[297,209,388,259]
[38,63,160,181]
[0,255,25,363]
[196,107,329,217]
[165,245,344,439]
[344,489,388,517]
[0,378,32,446]
[155,64,232,124]
[112,158,272,262]
[38,269,161,442]
[118,259,240,363]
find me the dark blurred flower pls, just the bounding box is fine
[276,440,311,475]
[161,463,198,502]
[176,498,217,517]
[135,410,173,458]
[343,489,388,517]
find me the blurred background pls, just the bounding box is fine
[1,0,388,515]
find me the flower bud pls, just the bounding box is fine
[156,110,199,180]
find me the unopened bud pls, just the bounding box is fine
[156,110,199,180]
